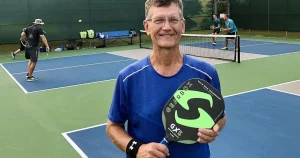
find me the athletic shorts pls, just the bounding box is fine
[213,28,220,34]
[25,47,39,62]
[226,32,237,39]
[20,41,25,51]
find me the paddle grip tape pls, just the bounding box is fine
[126,138,143,158]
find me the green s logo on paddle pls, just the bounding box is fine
[174,90,214,129]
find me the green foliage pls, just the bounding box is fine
[183,0,203,17]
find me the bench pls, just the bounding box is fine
[97,30,137,47]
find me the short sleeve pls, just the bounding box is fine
[38,27,44,35]
[229,20,234,29]
[107,74,128,124]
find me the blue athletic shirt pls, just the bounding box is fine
[225,19,238,33]
[213,18,220,28]
[107,54,222,158]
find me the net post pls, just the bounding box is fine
[234,38,237,62]
[139,30,142,48]
[237,35,240,63]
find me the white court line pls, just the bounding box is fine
[62,123,108,134]
[266,87,300,97]
[62,79,300,135]
[1,50,140,64]
[61,79,300,158]
[27,79,116,94]
[61,133,88,158]
[225,79,300,98]
[61,123,108,158]
[240,42,275,48]
[226,42,274,49]
[11,59,135,75]
[0,64,28,94]
[1,52,107,64]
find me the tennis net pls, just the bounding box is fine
[139,30,240,63]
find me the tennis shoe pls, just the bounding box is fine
[11,52,15,59]
[27,76,38,82]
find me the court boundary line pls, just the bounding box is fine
[3,50,299,94]
[1,52,105,64]
[221,51,299,65]
[62,123,107,134]
[11,59,135,75]
[61,79,300,158]
[238,42,275,48]
[0,64,28,94]
[28,79,116,94]
[61,123,107,158]
[61,132,88,158]
[266,87,300,97]
[62,79,300,133]
[1,50,139,64]
[225,79,300,98]
[240,38,300,45]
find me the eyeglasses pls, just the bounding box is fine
[146,18,184,26]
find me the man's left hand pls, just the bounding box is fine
[197,114,226,144]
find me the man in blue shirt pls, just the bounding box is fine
[221,14,238,50]
[211,14,220,46]
[106,0,227,158]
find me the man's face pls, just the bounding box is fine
[143,3,185,49]
[223,15,228,21]
[213,15,217,19]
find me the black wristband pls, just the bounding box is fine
[126,138,143,158]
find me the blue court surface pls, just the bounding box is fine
[185,40,300,55]
[2,40,299,94]
[1,53,137,93]
[62,88,300,158]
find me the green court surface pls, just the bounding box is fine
[0,36,300,157]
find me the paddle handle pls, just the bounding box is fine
[160,138,169,146]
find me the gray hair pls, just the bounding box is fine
[145,0,184,19]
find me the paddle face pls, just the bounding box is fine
[20,38,31,48]
[161,78,225,145]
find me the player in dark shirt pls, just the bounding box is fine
[11,24,33,60]
[21,19,49,82]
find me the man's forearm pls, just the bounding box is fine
[21,32,26,40]
[226,27,233,31]
[106,121,133,152]
[41,36,49,47]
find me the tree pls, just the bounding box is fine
[183,0,203,30]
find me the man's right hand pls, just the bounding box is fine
[46,46,50,52]
[137,142,169,158]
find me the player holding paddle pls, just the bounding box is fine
[21,19,49,82]
[106,0,227,158]
[11,23,33,60]
[221,14,238,51]
[211,14,221,46]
